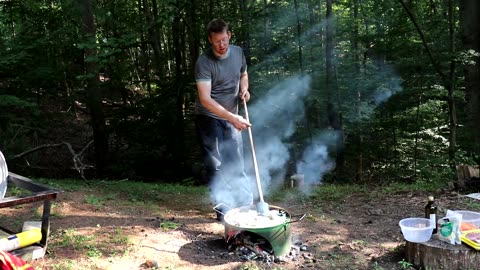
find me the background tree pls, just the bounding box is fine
[0,0,477,185]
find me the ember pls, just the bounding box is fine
[227,231,314,264]
[227,231,275,263]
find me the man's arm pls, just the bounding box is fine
[197,81,251,130]
[239,71,250,102]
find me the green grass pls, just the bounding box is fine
[51,226,133,261]
[159,220,180,230]
[36,178,208,202]
[23,176,474,270]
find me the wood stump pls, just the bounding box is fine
[455,165,480,189]
[405,237,480,269]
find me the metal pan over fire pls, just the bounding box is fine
[219,204,305,257]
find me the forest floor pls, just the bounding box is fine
[1,180,479,270]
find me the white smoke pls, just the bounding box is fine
[244,75,312,195]
[296,131,337,193]
[210,75,313,209]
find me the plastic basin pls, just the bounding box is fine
[399,217,433,243]
[453,210,480,230]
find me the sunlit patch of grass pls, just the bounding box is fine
[32,202,62,219]
[160,220,180,230]
[35,178,85,191]
[51,259,77,270]
[310,184,369,202]
[112,227,131,245]
[4,186,24,197]
[463,199,480,211]
[380,180,443,194]
[269,186,309,203]
[39,178,209,207]
[54,228,96,250]
[51,226,136,261]
[84,194,106,210]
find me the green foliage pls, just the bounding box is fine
[398,259,414,269]
[0,95,42,152]
[0,0,475,184]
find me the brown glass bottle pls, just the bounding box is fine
[425,196,438,234]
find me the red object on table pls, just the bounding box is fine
[0,250,34,270]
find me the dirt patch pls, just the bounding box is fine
[1,184,477,270]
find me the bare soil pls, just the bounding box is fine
[1,183,477,270]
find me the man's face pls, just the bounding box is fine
[209,31,231,57]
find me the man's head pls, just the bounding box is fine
[207,19,231,57]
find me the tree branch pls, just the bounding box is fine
[397,0,448,85]
[12,141,94,180]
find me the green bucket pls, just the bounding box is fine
[222,204,304,257]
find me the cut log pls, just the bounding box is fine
[456,165,480,189]
[405,237,480,269]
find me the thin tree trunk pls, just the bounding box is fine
[447,0,457,168]
[326,0,334,94]
[78,0,109,176]
[293,0,303,74]
[143,0,164,78]
[353,0,362,182]
[398,0,459,168]
[173,10,185,172]
[138,0,152,94]
[239,0,251,67]
[413,95,422,180]
[460,0,480,157]
[187,0,199,76]
[326,0,344,180]
[262,0,270,56]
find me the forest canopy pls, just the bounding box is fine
[0,0,478,185]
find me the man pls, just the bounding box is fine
[194,19,253,220]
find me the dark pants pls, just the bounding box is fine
[195,115,253,209]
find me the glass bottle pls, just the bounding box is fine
[425,195,438,234]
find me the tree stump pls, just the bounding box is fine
[455,165,480,189]
[405,237,480,269]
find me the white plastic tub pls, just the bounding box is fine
[399,217,434,243]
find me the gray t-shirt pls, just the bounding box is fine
[194,45,247,119]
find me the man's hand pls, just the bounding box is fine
[240,89,250,102]
[230,114,251,131]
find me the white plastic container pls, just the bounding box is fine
[453,210,480,229]
[399,217,434,243]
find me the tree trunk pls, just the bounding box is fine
[325,0,334,93]
[447,0,457,169]
[262,0,271,56]
[293,0,304,74]
[143,0,164,78]
[352,0,363,182]
[187,0,200,76]
[398,0,459,170]
[78,0,109,176]
[172,10,185,173]
[239,0,251,67]
[460,0,480,157]
[326,0,344,180]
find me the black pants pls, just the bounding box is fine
[195,115,253,210]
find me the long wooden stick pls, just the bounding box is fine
[243,102,265,203]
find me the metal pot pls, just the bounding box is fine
[219,204,305,257]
